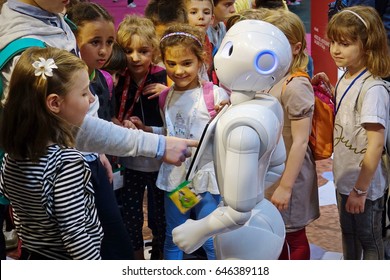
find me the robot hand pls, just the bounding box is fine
[173,205,251,254]
[172,219,209,254]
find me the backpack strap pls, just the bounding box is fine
[98,69,114,98]
[150,64,166,75]
[0,38,46,98]
[158,87,171,111]
[159,82,216,118]
[356,75,390,154]
[281,70,310,96]
[64,16,78,31]
[356,75,389,112]
[202,81,217,119]
[0,38,46,69]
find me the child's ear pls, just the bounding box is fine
[46,93,63,114]
[292,42,302,56]
[210,15,215,27]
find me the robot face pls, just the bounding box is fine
[214,20,292,92]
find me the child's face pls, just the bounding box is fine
[77,19,115,74]
[123,34,154,81]
[213,0,236,24]
[164,45,202,91]
[57,69,94,127]
[109,70,122,88]
[22,0,69,13]
[186,0,214,32]
[330,39,365,74]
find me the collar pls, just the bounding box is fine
[8,0,62,27]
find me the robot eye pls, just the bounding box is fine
[220,41,233,57]
[255,50,278,75]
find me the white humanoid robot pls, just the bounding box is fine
[172,20,293,260]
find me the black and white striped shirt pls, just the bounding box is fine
[0,145,103,259]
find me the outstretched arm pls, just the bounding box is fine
[76,116,197,166]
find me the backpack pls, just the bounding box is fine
[282,71,335,161]
[356,75,390,156]
[98,69,114,99]
[0,38,46,100]
[158,81,217,119]
[0,19,76,99]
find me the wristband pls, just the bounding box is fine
[155,135,165,160]
[353,186,368,196]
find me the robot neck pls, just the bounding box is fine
[230,91,256,105]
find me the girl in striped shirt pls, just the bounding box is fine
[0,47,102,260]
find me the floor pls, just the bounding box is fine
[306,158,343,259]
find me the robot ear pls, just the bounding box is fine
[219,41,234,58]
[255,50,278,75]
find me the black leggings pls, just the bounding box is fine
[88,159,134,259]
[120,169,165,252]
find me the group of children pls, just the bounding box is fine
[0,0,389,261]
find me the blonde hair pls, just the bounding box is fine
[327,6,390,78]
[226,8,273,30]
[159,23,206,64]
[0,47,87,161]
[117,15,160,64]
[262,9,308,74]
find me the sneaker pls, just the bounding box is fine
[127,2,136,8]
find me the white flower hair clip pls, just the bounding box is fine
[32,57,58,80]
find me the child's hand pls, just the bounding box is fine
[143,83,168,99]
[129,116,146,131]
[163,137,198,166]
[214,99,230,113]
[312,72,335,97]
[99,154,113,184]
[346,191,367,214]
[122,119,137,129]
[271,184,292,211]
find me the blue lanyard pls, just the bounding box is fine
[335,68,367,114]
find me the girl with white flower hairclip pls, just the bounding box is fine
[0,47,104,260]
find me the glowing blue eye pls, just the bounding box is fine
[254,50,278,74]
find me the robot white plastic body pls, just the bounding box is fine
[212,95,286,260]
[172,20,292,259]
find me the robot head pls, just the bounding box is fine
[214,20,292,92]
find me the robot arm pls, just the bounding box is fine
[223,125,261,211]
[173,125,259,254]
[265,138,286,189]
